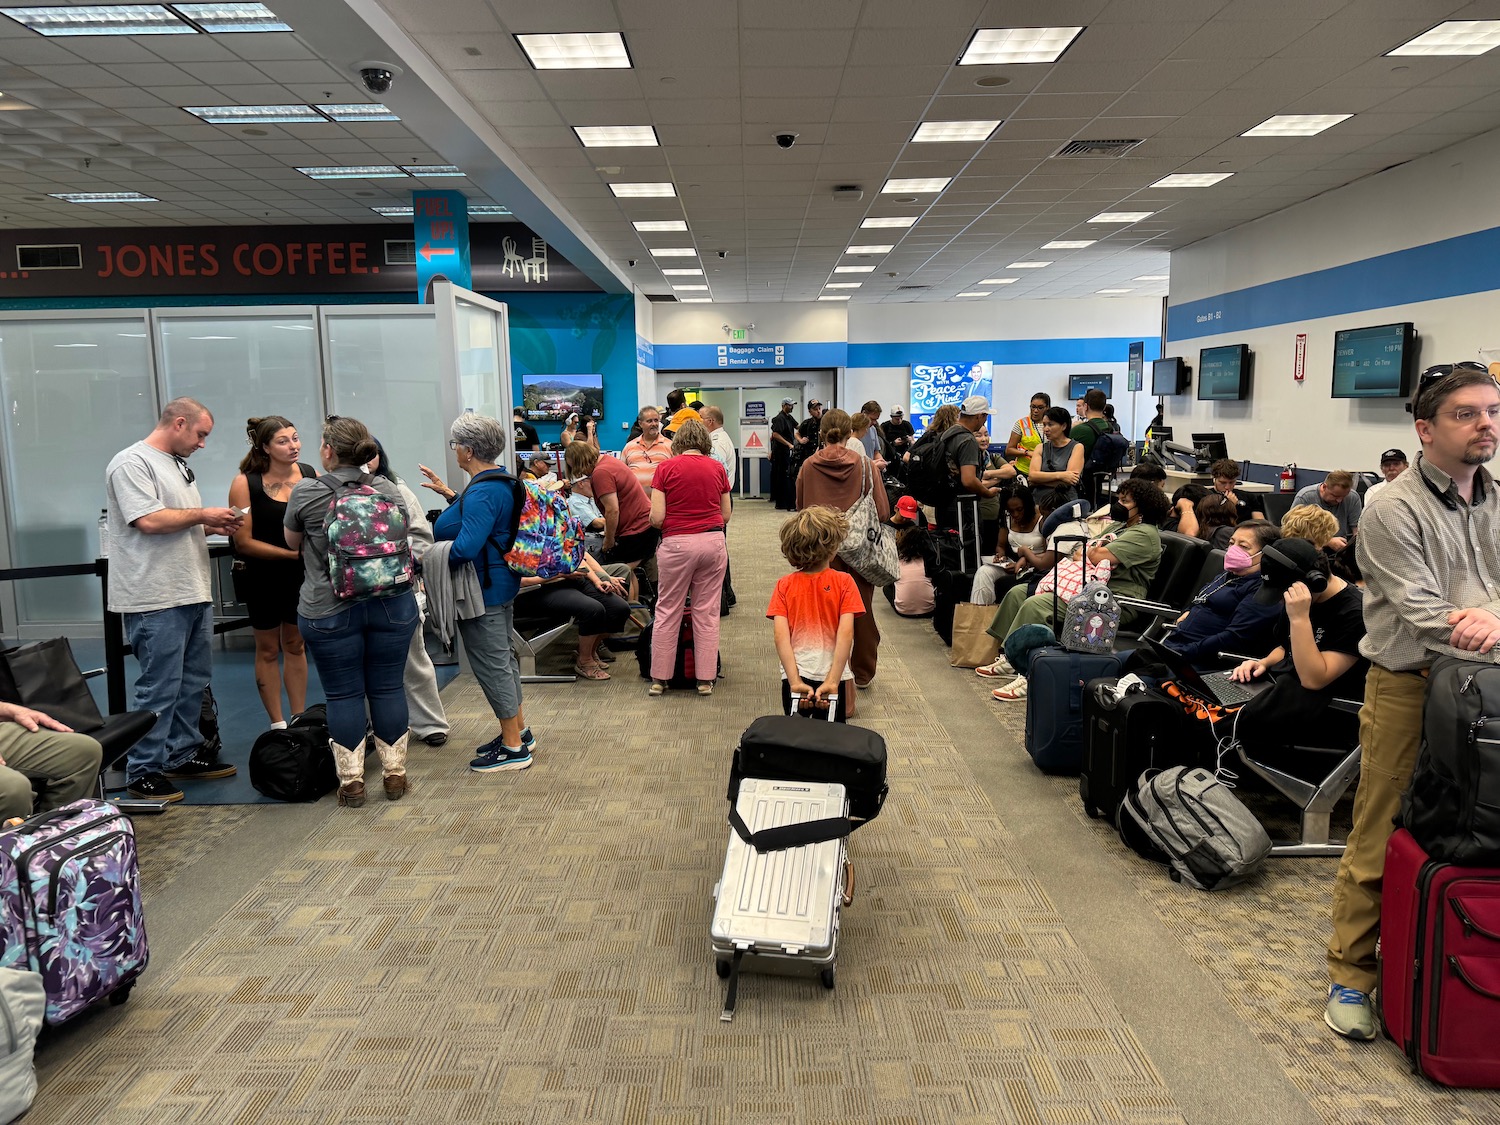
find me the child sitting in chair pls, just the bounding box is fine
[768,507,864,722]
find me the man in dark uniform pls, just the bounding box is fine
[770,398,799,509]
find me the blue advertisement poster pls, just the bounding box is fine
[910,360,992,433]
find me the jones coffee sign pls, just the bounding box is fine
[0,221,598,299]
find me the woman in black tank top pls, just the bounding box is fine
[229,416,317,727]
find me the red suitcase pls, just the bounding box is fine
[1378,828,1500,1087]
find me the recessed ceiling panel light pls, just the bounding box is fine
[516,31,631,70]
[834,265,874,273]
[400,165,464,177]
[1388,20,1500,56]
[634,219,687,232]
[825,282,861,289]
[184,104,320,124]
[49,191,158,202]
[53,342,99,347]
[2,5,193,35]
[318,103,400,122]
[174,3,291,32]
[818,295,851,301]
[845,244,893,254]
[1150,172,1233,187]
[671,284,709,291]
[881,177,950,193]
[469,205,511,215]
[660,268,702,276]
[860,216,917,228]
[297,165,406,179]
[1241,114,1352,137]
[911,120,1001,143]
[1097,288,1134,294]
[957,291,991,297]
[979,278,1018,285]
[371,206,412,216]
[574,125,658,147]
[1134,274,1169,281]
[679,297,712,303]
[1007,261,1050,269]
[959,26,1084,65]
[609,181,675,198]
[649,247,696,257]
[1089,211,1153,223]
[1042,239,1095,249]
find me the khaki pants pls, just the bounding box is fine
[1326,664,1427,993]
[0,724,103,820]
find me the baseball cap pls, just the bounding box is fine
[1380,448,1407,464]
[1254,537,1322,605]
[959,395,991,417]
[895,495,920,520]
[808,399,823,409]
[891,405,904,415]
[780,397,796,405]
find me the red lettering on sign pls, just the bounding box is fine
[285,243,302,275]
[415,197,450,217]
[349,244,368,274]
[198,244,219,276]
[175,245,197,277]
[327,244,345,274]
[149,245,173,276]
[97,245,114,278]
[306,243,323,274]
[431,221,454,240]
[253,243,283,275]
[116,246,146,279]
[232,244,251,275]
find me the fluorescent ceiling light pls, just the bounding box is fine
[818,295,851,301]
[881,177,950,193]
[116,332,147,337]
[53,342,98,347]
[1089,211,1153,222]
[649,247,696,257]
[1134,274,1169,281]
[184,104,321,124]
[317,103,399,122]
[957,291,991,297]
[1151,172,1233,187]
[272,325,314,331]
[373,203,508,217]
[372,206,412,216]
[979,278,1018,285]
[1007,261,1050,269]
[1,5,193,35]
[825,282,861,289]
[634,220,687,232]
[845,244,892,254]
[189,335,237,340]
[574,125,658,147]
[911,120,1001,143]
[959,26,1084,65]
[1042,239,1095,249]
[297,165,406,179]
[469,205,511,216]
[174,3,290,32]
[1097,289,1134,295]
[660,268,702,276]
[1242,114,1352,137]
[49,191,158,202]
[834,265,874,273]
[679,297,711,303]
[401,165,464,177]
[609,181,675,198]
[860,216,917,228]
[1388,20,1500,56]
[672,284,709,291]
[516,31,631,70]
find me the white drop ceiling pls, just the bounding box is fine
[2,0,1499,305]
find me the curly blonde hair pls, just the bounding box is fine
[1280,505,1339,550]
[779,507,848,571]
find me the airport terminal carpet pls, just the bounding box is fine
[32,502,1500,1124]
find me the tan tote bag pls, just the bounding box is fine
[949,603,1000,668]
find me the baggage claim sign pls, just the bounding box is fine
[0,223,599,299]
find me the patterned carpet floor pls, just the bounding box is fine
[28,501,1500,1124]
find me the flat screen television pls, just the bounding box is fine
[1191,432,1229,464]
[1197,344,1251,401]
[520,374,604,422]
[1331,322,1417,399]
[1152,357,1188,396]
[1068,373,1112,399]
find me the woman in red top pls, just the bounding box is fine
[648,419,731,696]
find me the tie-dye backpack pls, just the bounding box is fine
[504,478,584,579]
[322,476,413,599]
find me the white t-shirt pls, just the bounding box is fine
[708,426,737,488]
[104,441,213,613]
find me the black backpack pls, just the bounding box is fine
[1081,419,1129,477]
[248,705,338,802]
[1401,657,1500,865]
[906,427,961,505]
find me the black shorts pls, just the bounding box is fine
[602,528,661,566]
[234,561,303,631]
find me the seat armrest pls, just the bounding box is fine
[1115,597,1178,618]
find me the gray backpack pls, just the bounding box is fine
[1118,767,1272,890]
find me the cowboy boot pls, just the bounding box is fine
[377,732,409,800]
[332,740,365,807]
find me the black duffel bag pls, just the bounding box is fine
[249,705,337,802]
[728,711,888,826]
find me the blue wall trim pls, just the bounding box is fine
[847,337,1160,368]
[1167,224,1500,342]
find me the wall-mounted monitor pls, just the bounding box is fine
[520,374,604,422]
[1197,344,1251,401]
[1068,373,1112,399]
[1151,357,1189,396]
[1331,322,1417,399]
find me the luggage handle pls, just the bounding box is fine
[789,690,839,722]
[728,805,853,852]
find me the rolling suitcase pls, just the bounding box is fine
[729,697,888,824]
[711,778,849,1021]
[1079,680,1191,821]
[0,799,148,1025]
[1378,828,1500,1087]
[1024,648,1124,775]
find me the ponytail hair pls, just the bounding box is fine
[239,415,296,474]
[322,415,378,471]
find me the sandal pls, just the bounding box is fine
[648,680,667,697]
[574,662,610,680]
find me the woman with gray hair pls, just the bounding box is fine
[425,413,536,773]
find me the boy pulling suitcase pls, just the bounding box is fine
[767,508,863,722]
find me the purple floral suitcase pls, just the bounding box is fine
[0,799,148,1025]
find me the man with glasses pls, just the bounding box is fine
[105,397,243,803]
[1324,362,1500,1040]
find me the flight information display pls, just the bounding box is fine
[1331,322,1415,399]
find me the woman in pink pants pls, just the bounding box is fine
[648,419,732,696]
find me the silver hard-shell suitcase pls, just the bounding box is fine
[711,778,848,1021]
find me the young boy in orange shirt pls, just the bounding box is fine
[767,507,864,722]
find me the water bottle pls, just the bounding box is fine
[97,508,110,558]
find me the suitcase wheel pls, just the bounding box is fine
[1082,801,1101,819]
[715,959,731,980]
[109,981,135,1006]
[820,966,836,990]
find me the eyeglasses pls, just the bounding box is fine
[171,454,195,484]
[1433,405,1500,426]
[1409,362,1493,415]
[447,440,461,450]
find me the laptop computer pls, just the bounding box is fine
[1140,636,1271,709]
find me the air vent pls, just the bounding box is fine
[17,244,81,270]
[896,284,929,291]
[646,293,679,302]
[1054,139,1143,158]
[384,240,416,265]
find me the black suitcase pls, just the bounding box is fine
[729,711,889,824]
[931,568,975,645]
[636,611,723,687]
[1079,681,1191,820]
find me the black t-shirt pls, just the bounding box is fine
[1266,583,1367,700]
[882,418,916,449]
[513,419,540,451]
[770,411,798,454]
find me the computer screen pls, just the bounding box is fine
[1191,432,1229,464]
[1153,425,1174,443]
[1068,373,1112,399]
[1151,357,1188,396]
[1331,322,1417,399]
[1197,344,1250,401]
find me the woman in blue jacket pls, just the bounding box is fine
[1163,519,1284,667]
[426,413,535,774]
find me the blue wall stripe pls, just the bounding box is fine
[1167,224,1500,342]
[848,337,1159,368]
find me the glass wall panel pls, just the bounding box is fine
[324,312,443,492]
[155,312,322,515]
[456,299,503,421]
[0,316,157,622]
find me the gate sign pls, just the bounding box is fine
[740,419,770,459]
[414,190,471,300]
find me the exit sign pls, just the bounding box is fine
[729,328,748,342]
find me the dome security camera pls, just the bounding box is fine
[628,258,637,267]
[353,60,401,95]
[774,133,797,149]
[717,250,727,259]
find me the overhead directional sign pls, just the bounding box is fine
[414,189,471,300]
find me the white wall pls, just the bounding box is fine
[652,302,848,345]
[634,288,655,422]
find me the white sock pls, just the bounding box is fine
[270,720,288,730]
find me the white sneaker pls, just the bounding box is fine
[991,676,1028,702]
[975,655,1014,678]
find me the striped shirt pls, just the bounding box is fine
[1355,454,1500,671]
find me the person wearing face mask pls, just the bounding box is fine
[1152,520,1284,668]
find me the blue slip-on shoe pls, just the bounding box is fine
[470,745,533,773]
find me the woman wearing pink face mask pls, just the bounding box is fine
[1156,519,1286,668]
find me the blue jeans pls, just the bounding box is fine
[299,590,419,750]
[124,602,213,783]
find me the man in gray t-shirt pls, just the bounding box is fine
[105,397,243,802]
